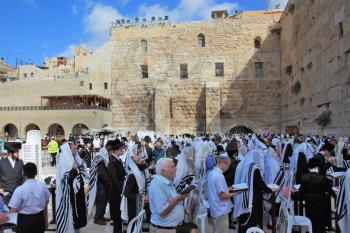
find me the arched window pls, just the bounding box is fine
[197,34,205,47]
[141,39,147,52]
[254,37,261,49]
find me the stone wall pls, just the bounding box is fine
[111,10,282,135]
[280,0,350,136]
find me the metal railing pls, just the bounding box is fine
[0,105,111,111]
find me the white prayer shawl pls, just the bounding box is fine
[264,149,285,203]
[336,138,346,167]
[121,145,146,221]
[174,148,189,188]
[233,149,265,219]
[55,143,75,233]
[281,139,293,161]
[290,142,312,175]
[87,148,108,215]
[193,138,203,173]
[336,169,350,233]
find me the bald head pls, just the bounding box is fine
[156,158,176,180]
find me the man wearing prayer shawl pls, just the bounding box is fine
[233,149,278,233]
[336,169,350,233]
[56,142,88,233]
[87,143,111,225]
[264,143,286,229]
[121,143,147,224]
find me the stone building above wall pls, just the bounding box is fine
[110,10,283,135]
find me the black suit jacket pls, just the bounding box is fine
[107,156,125,194]
[0,158,24,203]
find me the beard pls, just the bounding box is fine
[137,163,147,171]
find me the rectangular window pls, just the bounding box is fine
[169,98,174,119]
[89,83,92,90]
[23,73,27,78]
[215,62,224,77]
[255,62,264,77]
[339,22,344,39]
[180,64,188,79]
[141,65,148,78]
[104,82,108,90]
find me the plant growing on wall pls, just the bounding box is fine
[315,111,332,127]
[307,62,313,70]
[286,65,293,75]
[288,3,295,14]
[291,81,301,94]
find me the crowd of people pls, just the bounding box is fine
[0,132,349,233]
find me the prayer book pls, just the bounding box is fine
[180,184,197,195]
[0,213,17,229]
[232,183,248,192]
[327,172,345,179]
[267,184,280,190]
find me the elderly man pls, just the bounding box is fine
[152,141,165,163]
[207,153,242,233]
[149,158,187,233]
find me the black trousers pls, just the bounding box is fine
[50,153,56,166]
[17,211,45,233]
[109,191,122,233]
[94,186,108,221]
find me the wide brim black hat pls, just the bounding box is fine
[143,136,151,143]
[105,139,124,150]
[322,141,335,152]
[83,138,91,144]
[4,142,22,152]
[308,157,322,169]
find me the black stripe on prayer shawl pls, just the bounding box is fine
[327,166,334,174]
[336,176,347,220]
[343,160,350,169]
[56,172,70,233]
[87,156,105,209]
[267,167,285,201]
[176,175,194,193]
[243,163,256,209]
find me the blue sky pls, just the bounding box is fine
[0,0,287,67]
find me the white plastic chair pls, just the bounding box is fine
[246,227,265,233]
[280,196,313,233]
[126,209,145,233]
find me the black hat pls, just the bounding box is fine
[105,139,124,150]
[322,141,335,152]
[143,136,151,143]
[308,157,322,169]
[83,138,91,144]
[121,137,128,142]
[4,142,22,152]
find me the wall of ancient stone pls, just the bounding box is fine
[111,10,282,135]
[280,0,350,136]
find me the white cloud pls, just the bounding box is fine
[83,3,123,50]
[266,0,288,9]
[58,0,239,57]
[56,44,77,57]
[138,0,239,22]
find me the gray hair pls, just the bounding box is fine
[156,158,173,174]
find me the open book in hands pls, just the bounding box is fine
[232,183,248,192]
[0,213,17,229]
